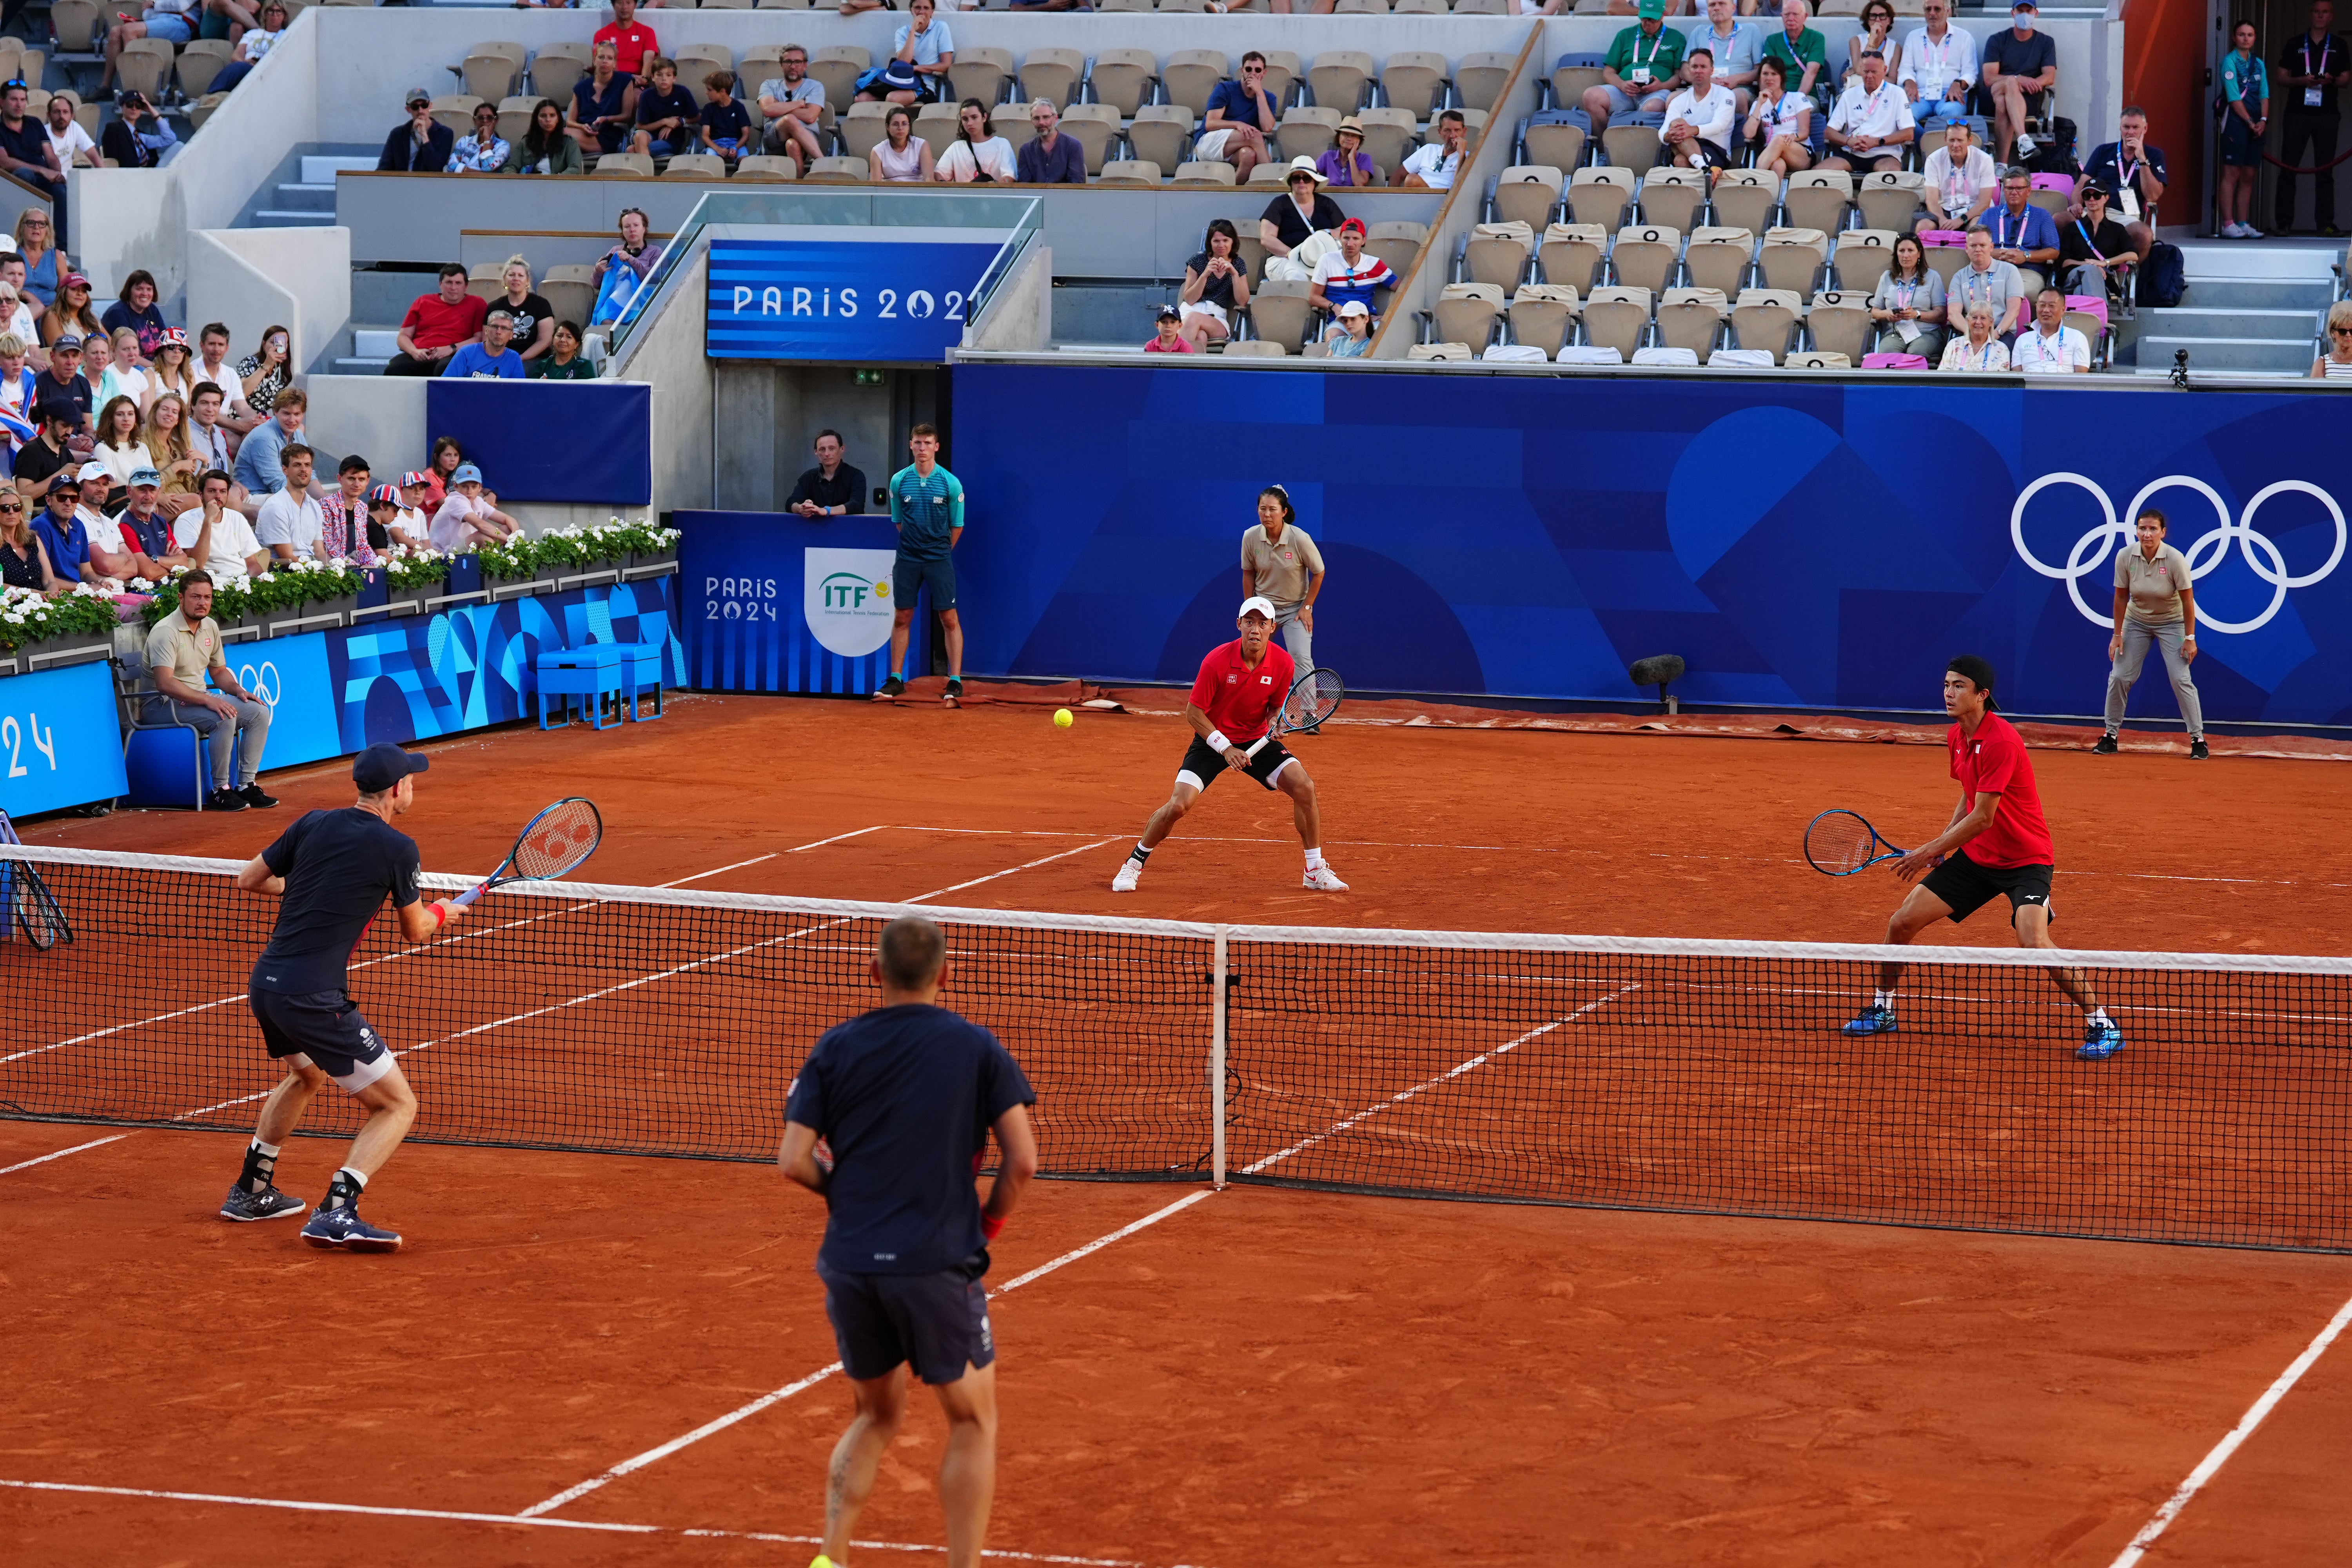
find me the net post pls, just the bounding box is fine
[1210,924,1228,1190]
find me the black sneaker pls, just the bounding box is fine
[207,787,249,811]
[2092,734,2118,755]
[874,675,905,700]
[2190,739,2210,760]
[944,677,964,706]
[240,782,279,808]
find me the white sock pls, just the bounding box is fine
[254,1140,281,1158]
[1873,989,1895,1010]
[2087,1007,2111,1027]
[338,1165,368,1191]
[1305,848,1327,869]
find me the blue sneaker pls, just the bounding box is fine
[2076,1019,2127,1061]
[1841,1004,1898,1036]
[219,1183,306,1223]
[300,1205,403,1253]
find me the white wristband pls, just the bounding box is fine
[1206,729,1231,751]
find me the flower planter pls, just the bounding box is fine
[625,545,678,581]
[488,573,544,603]
[23,631,113,671]
[258,595,355,640]
[0,653,19,678]
[388,583,436,618]
[558,566,623,592]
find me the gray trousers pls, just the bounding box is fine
[1272,601,1312,678]
[2105,619,2203,740]
[150,695,271,789]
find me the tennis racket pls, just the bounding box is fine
[1803,809,1908,877]
[450,797,604,908]
[1243,666,1345,761]
[10,862,71,950]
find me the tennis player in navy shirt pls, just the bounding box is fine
[220,742,465,1251]
[780,916,1037,1568]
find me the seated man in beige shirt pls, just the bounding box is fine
[144,569,277,811]
[1239,482,1326,679]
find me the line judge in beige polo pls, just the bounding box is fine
[1238,483,1325,677]
[2098,505,2205,760]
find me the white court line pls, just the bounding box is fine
[2105,1288,2352,1568]
[906,840,1121,904]
[787,826,891,853]
[0,1480,1197,1566]
[519,1188,1210,1518]
[0,1134,129,1176]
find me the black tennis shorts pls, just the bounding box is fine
[249,985,394,1091]
[1924,856,2056,924]
[818,1257,996,1385]
[893,552,956,612]
[1177,734,1295,794]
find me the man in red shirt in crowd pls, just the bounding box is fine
[1112,597,1345,893]
[385,263,488,377]
[1842,653,2123,1060]
[594,0,660,80]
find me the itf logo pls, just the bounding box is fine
[804,547,897,657]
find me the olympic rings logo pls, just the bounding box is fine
[2011,474,2347,634]
[237,660,283,708]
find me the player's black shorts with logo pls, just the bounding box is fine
[1924,855,2055,923]
[248,984,391,1082]
[818,1256,996,1384]
[1177,735,1294,793]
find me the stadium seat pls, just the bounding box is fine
[1380,52,1447,118]
[1855,169,1926,233]
[673,45,736,109]
[1456,51,1515,111]
[431,95,486,137]
[1354,106,1417,172]
[1127,104,1194,171]
[1334,0,1390,14]
[808,47,871,114]
[1273,105,1339,163]
[1581,287,1653,360]
[913,102,962,160]
[1172,161,1238,187]
[1464,221,1534,289]
[1060,103,1123,174]
[1552,52,1607,108]
[1365,219,1427,278]
[1601,117,1665,178]
[840,102,892,162]
[1246,163,1289,187]
[531,42,593,104]
[1684,226,1755,294]
[1308,51,1374,113]
[1523,114,1587,174]
[757,0,817,7]
[1260,52,1305,110]
[805,156,867,184]
[466,261,505,304]
[1759,227,1829,295]
[1802,290,1873,360]
[1454,0,1512,14]
[1833,229,1898,292]
[1610,225,1680,294]
[1224,339,1289,356]
[1711,167,1778,234]
[1432,282,1504,351]
[116,38,174,100]
[1783,169,1852,233]
[1394,0,1448,17]
[496,95,537,147]
[1567,165,1634,229]
[1161,50,1230,117]
[1924,241,1969,289]
[594,152,655,179]
[1508,284,1580,358]
[1234,235,1268,285]
[1539,221,1608,293]
[1089,48,1158,116]
[461,46,523,105]
[51,0,101,53]
[540,264,597,327]
[948,46,1013,108]
[1788,350,1854,368]
[1250,277,1317,352]
[735,155,799,182]
[1406,341,1472,361]
[992,106,1039,152]
[1160,0,1219,12]
[1640,165,1706,231]
[1098,160,1162,186]
[701,0,754,12]
[1019,48,1085,111]
[1493,164,1562,229]
[1657,287,1726,361]
[1731,288,1802,362]
[665,153,727,180]
[1098,0,1152,12]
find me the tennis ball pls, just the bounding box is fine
[1054,708,1074,729]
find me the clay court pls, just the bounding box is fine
[5,689,2350,1567]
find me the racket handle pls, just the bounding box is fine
[450,882,488,909]
[1244,737,1269,760]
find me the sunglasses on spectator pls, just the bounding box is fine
[1243,65,1264,74]
[2335,326,2352,335]
[0,503,22,514]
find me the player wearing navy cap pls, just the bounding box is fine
[1111,596,1346,893]
[218,741,466,1249]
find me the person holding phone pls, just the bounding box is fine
[1178,218,1251,351]
[590,208,661,326]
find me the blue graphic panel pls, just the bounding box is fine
[679,513,927,694]
[0,661,128,817]
[707,240,1004,360]
[225,630,340,773]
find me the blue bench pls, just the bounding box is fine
[535,646,625,731]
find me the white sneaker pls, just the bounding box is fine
[1301,864,1348,891]
[2241,222,2267,239]
[1111,860,1141,893]
[2014,134,2036,160]
[2222,222,2246,239]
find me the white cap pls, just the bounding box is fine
[1335,299,1370,318]
[1238,595,1278,622]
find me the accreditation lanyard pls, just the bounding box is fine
[1995,205,2033,249]
[2073,218,2107,263]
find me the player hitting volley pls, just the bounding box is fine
[218,742,465,1250]
[1112,596,1346,893]
[1841,655,2125,1061]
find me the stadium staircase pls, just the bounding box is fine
[2119,239,2337,378]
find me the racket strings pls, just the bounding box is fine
[1806,814,1879,874]
[514,799,604,880]
[1289,669,1343,729]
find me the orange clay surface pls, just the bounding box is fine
[5,689,2350,1567]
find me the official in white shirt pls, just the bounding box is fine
[1394,109,1468,190]
[1661,50,1738,175]
[1824,51,1912,172]
[1898,0,1979,126]
[2013,288,2090,374]
[1919,119,1999,234]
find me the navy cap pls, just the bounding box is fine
[353,741,430,792]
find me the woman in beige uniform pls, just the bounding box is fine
[2098,505,2205,760]
[1238,483,1325,680]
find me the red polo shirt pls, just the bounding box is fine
[1949,712,2055,869]
[1190,638,1295,746]
[594,20,660,78]
[401,291,488,352]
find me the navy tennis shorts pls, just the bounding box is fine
[1924,856,2055,925]
[249,985,395,1092]
[818,1257,995,1385]
[893,552,956,612]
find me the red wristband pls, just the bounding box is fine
[428,901,448,928]
[982,1214,1005,1242]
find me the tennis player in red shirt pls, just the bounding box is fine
[1841,655,2124,1060]
[1112,596,1345,893]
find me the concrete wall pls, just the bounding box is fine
[964,240,1050,354]
[617,244,714,517]
[299,372,427,488]
[186,226,354,379]
[712,363,899,513]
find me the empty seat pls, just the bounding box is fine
[1711,168,1779,234]
[1539,221,1609,293]
[1162,49,1231,116]
[116,38,174,100]
[1788,350,1854,369]
[1924,241,1970,289]
[466,261,505,303]
[1656,287,1727,361]
[807,47,871,115]
[594,151,656,178]
[1432,282,1504,352]
[1276,105,1341,162]
[1018,48,1085,110]
[1246,163,1289,187]
[1684,226,1755,294]
[672,44,736,109]
[804,155,867,184]
[1172,161,1238,187]
[1731,287,1802,362]
[1581,286,1653,361]
[1523,114,1587,174]
[495,94,538,147]
[1127,104,1195,170]
[1380,51,1447,119]
[1354,106,1417,172]
[1334,0,1390,13]
[1456,51,1515,111]
[1261,53,1306,112]
[531,41,593,103]
[51,0,100,52]
[1833,228,1898,292]
[1552,52,1608,108]
[1855,169,1926,232]
[1089,47,1158,116]
[1393,0,1449,14]
[1493,164,1563,229]
[1610,224,1681,294]
[1251,277,1317,352]
[1464,221,1534,289]
[430,95,486,137]
[1508,283,1581,358]
[178,38,234,98]
[1640,165,1706,231]
[993,106,1040,151]
[1224,339,1290,357]
[665,152,728,180]
[840,101,893,162]
[460,47,523,104]
[913,102,963,161]
[1099,160,1162,186]
[1802,291,1873,360]
[949,45,1014,109]
[1601,116,1665,177]
[1759,227,1829,296]
[1308,51,1375,113]
[1365,219,1428,278]
[1568,164,1636,229]
[735,154,799,182]
[1408,342,1474,361]
[1782,169,1852,234]
[1060,103,1123,174]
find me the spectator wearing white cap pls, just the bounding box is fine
[255,443,328,561]
[1396,110,1470,189]
[429,463,517,552]
[1240,484,1325,677]
[1323,300,1374,358]
[379,88,454,172]
[69,459,152,584]
[1261,160,1345,283]
[1143,305,1195,354]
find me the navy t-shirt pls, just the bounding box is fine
[636,83,697,134]
[1205,78,1276,131]
[700,98,754,145]
[1982,28,2056,89]
[251,808,423,994]
[785,1003,1036,1276]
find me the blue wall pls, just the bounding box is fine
[946,365,2352,726]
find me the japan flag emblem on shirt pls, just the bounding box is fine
[1259,674,1272,684]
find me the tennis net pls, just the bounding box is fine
[4,845,2347,1254]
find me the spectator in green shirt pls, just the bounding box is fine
[1764,0,1830,107]
[1582,0,1687,136]
[527,321,598,380]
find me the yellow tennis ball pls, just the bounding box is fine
[1054,708,1074,729]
